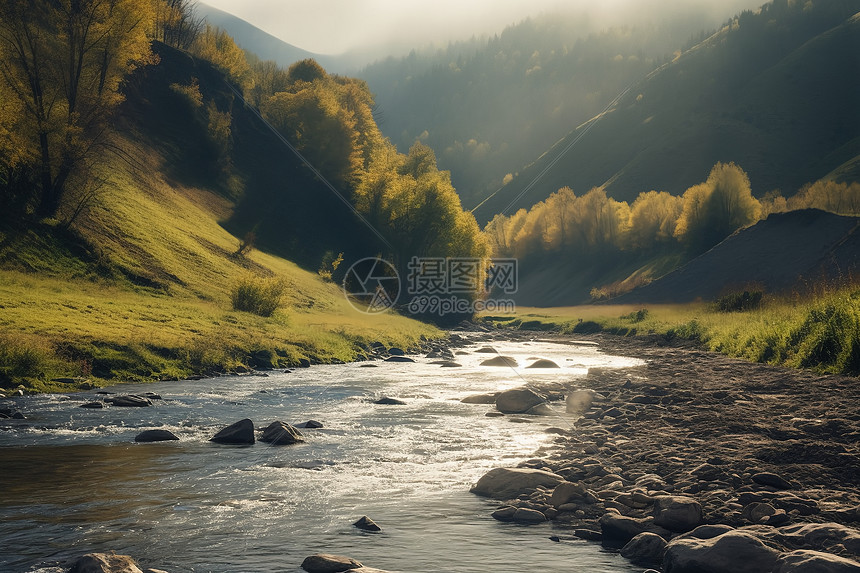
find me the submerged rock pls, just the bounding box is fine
[301,553,363,573]
[353,515,382,532]
[210,419,255,444]
[384,356,414,363]
[260,421,304,445]
[135,429,179,443]
[79,402,104,409]
[480,356,518,367]
[526,359,560,368]
[460,393,498,404]
[295,420,323,429]
[106,395,152,407]
[495,387,546,414]
[374,397,407,405]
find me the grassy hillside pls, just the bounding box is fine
[474,1,860,221]
[0,46,439,395]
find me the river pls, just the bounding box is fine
[0,335,644,572]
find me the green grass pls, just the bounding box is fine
[481,287,860,376]
[0,133,440,394]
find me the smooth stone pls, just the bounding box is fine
[653,495,703,532]
[460,393,498,404]
[599,513,653,543]
[301,553,363,573]
[524,403,555,416]
[134,429,179,443]
[775,550,860,572]
[686,524,736,539]
[474,346,497,353]
[106,395,152,407]
[438,361,462,367]
[471,467,564,500]
[512,507,547,524]
[353,515,381,532]
[752,472,793,490]
[387,347,405,356]
[260,421,304,445]
[491,506,517,521]
[526,359,560,368]
[480,356,518,367]
[374,397,407,405]
[549,481,588,507]
[384,356,414,363]
[80,402,104,409]
[621,532,668,565]
[210,419,255,444]
[295,420,323,429]
[663,531,781,573]
[495,387,546,414]
[68,552,143,573]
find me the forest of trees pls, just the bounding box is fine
[485,162,860,298]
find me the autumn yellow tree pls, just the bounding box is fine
[627,190,684,250]
[191,24,253,92]
[788,180,860,215]
[0,0,155,218]
[674,162,760,252]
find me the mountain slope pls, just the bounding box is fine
[473,3,860,222]
[618,209,860,304]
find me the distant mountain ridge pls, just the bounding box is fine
[474,2,860,222]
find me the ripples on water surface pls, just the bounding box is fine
[0,336,643,572]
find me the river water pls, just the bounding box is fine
[0,335,643,573]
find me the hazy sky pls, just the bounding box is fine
[201,0,759,55]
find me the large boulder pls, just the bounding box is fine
[653,495,703,532]
[775,550,860,573]
[663,531,781,573]
[210,419,255,444]
[260,421,304,445]
[134,429,179,443]
[621,532,668,565]
[495,387,546,414]
[777,523,860,557]
[301,553,363,573]
[69,553,143,573]
[106,395,152,407]
[470,467,564,500]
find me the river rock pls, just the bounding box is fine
[474,346,497,353]
[470,467,564,500]
[513,507,547,524]
[778,522,860,556]
[460,393,498,404]
[387,347,405,356]
[69,552,143,573]
[653,495,703,532]
[495,387,546,414]
[752,472,793,490]
[353,515,381,532]
[384,356,414,363]
[599,513,654,543]
[301,553,363,573]
[210,419,255,444]
[549,481,588,507]
[80,402,104,409]
[135,429,179,443]
[491,506,517,521]
[260,421,304,445]
[775,550,860,572]
[106,395,152,407]
[524,403,556,416]
[621,532,668,565]
[374,397,406,405]
[686,524,736,539]
[566,389,597,414]
[526,359,560,368]
[663,531,780,573]
[480,356,518,367]
[295,420,323,429]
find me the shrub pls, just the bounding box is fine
[713,290,763,312]
[231,275,286,317]
[621,308,650,322]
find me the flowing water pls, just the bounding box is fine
[0,336,644,573]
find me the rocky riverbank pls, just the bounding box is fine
[470,332,860,572]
